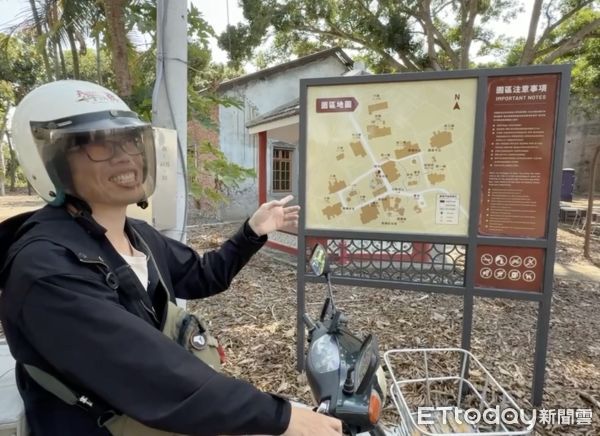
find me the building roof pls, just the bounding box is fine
[246,98,300,129]
[246,64,371,131]
[217,47,353,93]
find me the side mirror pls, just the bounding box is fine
[309,243,330,277]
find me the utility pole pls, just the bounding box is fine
[153,0,188,242]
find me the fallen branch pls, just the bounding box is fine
[579,391,600,409]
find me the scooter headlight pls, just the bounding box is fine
[309,335,340,373]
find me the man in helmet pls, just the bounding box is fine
[0,80,341,436]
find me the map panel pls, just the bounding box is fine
[305,78,477,236]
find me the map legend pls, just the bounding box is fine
[436,194,460,225]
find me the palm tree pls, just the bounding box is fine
[45,0,101,80]
[27,0,53,81]
[13,0,101,81]
[13,0,140,98]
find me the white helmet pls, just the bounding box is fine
[11,80,156,206]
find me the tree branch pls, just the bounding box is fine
[532,0,596,54]
[295,24,409,70]
[432,0,455,16]
[349,0,419,70]
[541,17,600,64]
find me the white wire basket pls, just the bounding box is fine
[382,348,534,436]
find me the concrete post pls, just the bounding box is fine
[153,0,188,242]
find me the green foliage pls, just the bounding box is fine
[548,7,600,116]
[127,1,157,35]
[0,32,43,192]
[62,48,115,83]
[2,144,28,189]
[187,141,256,211]
[219,0,600,74]
[0,32,44,103]
[217,23,259,70]
[188,3,215,43]
[218,0,521,71]
[0,31,44,191]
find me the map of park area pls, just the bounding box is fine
[306,78,477,236]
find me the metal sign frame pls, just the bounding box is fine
[296,65,571,406]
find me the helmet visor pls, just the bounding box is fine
[30,111,156,205]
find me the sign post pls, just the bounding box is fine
[296,65,571,406]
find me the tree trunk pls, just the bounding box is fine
[413,3,459,69]
[459,0,478,69]
[519,0,543,65]
[0,112,7,196]
[420,0,441,70]
[50,38,61,79]
[57,39,67,78]
[101,0,133,97]
[29,0,53,81]
[95,32,102,85]
[0,141,6,196]
[67,26,80,79]
[6,135,17,192]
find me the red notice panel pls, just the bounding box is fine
[479,75,559,238]
[475,246,545,292]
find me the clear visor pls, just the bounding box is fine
[31,114,156,206]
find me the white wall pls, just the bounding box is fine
[565,107,600,193]
[218,57,348,220]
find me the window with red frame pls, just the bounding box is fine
[272,148,292,192]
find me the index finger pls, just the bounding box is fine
[275,194,294,206]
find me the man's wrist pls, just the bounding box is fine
[247,217,263,237]
[244,219,266,240]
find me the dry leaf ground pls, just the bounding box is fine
[187,221,600,436]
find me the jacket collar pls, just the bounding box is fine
[0,205,110,278]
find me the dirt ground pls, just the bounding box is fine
[1,193,599,435]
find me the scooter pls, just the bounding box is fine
[302,244,532,436]
[303,244,388,436]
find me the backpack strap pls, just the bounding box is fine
[22,364,117,426]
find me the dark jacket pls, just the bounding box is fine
[0,205,291,435]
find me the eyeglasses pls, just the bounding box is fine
[67,133,144,162]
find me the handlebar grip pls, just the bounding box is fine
[303,313,317,331]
